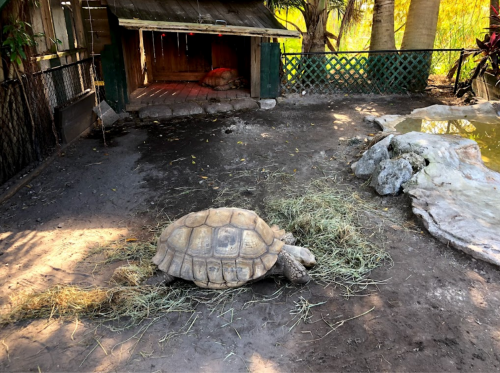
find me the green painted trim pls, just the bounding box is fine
[0,0,11,11]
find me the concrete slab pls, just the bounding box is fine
[231,98,259,111]
[201,101,234,114]
[171,102,204,117]
[139,105,173,120]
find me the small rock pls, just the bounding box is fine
[57,223,64,229]
[354,135,394,179]
[258,99,277,110]
[370,158,413,195]
[364,115,376,123]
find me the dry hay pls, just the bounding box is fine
[266,178,391,295]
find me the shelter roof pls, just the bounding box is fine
[108,0,299,38]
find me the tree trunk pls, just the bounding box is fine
[401,0,441,50]
[369,0,395,51]
[301,0,328,53]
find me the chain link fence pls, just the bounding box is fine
[0,57,104,187]
[281,49,463,95]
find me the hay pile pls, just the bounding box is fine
[266,179,390,294]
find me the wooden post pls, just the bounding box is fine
[39,0,57,53]
[139,29,148,85]
[250,37,261,98]
[50,0,70,50]
[70,0,86,49]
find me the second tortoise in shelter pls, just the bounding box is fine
[152,208,316,289]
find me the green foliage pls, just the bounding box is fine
[2,20,42,65]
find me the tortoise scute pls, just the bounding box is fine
[236,259,254,281]
[167,227,192,252]
[206,258,224,284]
[261,253,277,270]
[240,230,268,258]
[215,227,241,258]
[222,260,239,283]
[187,226,213,257]
[231,209,257,229]
[181,255,194,279]
[255,218,275,246]
[192,258,208,283]
[185,210,209,228]
[253,259,267,279]
[157,250,174,272]
[168,252,185,277]
[206,208,233,227]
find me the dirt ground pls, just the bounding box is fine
[1,94,500,372]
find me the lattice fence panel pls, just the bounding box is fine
[282,51,434,95]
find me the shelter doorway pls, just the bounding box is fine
[143,32,251,84]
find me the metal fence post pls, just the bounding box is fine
[453,48,465,95]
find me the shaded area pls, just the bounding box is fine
[1,95,499,372]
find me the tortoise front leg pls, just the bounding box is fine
[279,250,310,285]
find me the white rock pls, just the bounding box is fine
[258,99,277,110]
[393,132,500,266]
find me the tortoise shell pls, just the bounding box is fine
[152,208,284,289]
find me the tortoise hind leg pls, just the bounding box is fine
[145,272,176,286]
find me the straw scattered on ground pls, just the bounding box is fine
[266,178,391,295]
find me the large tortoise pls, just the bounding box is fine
[152,208,316,289]
[199,68,247,91]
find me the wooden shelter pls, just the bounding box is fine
[93,0,299,111]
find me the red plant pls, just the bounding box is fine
[472,32,500,79]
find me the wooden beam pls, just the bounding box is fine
[139,29,148,85]
[70,0,87,48]
[250,37,261,98]
[32,48,87,61]
[119,19,300,39]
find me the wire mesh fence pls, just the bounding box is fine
[0,57,103,187]
[281,49,464,95]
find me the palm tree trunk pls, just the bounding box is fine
[301,0,328,53]
[369,0,395,51]
[401,0,441,50]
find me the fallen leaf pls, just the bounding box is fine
[126,238,138,242]
[213,119,217,122]
[192,161,196,164]
[112,188,117,192]
[295,148,299,153]
[383,208,389,211]
[240,159,245,161]
[311,123,315,126]
[201,176,208,179]
[213,187,219,190]
[293,169,297,173]
[191,155,196,159]
[237,141,244,145]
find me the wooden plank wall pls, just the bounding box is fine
[122,29,142,94]
[141,32,250,82]
[81,0,111,54]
